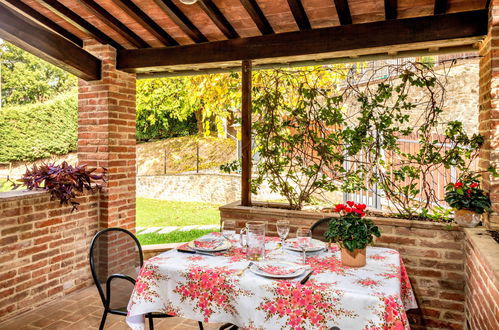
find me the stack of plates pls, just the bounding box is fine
[249,261,308,279]
[187,237,231,253]
[284,238,325,252]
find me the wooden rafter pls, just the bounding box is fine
[0,0,82,47]
[0,2,100,80]
[198,0,239,39]
[111,0,178,46]
[78,0,150,48]
[239,0,274,35]
[384,0,397,20]
[152,0,207,43]
[287,0,311,30]
[434,0,447,15]
[333,0,352,25]
[117,10,487,72]
[38,0,123,50]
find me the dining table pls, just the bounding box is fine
[126,232,417,330]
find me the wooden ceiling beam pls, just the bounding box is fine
[198,0,239,39]
[0,2,100,80]
[333,0,352,25]
[384,0,397,20]
[287,0,311,30]
[152,0,207,43]
[117,10,487,73]
[38,0,123,50]
[111,0,178,46]
[239,0,274,35]
[78,0,150,48]
[0,0,83,47]
[434,0,447,15]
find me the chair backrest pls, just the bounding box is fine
[310,217,337,241]
[89,228,143,309]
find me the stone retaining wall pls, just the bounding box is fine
[220,201,466,329]
[0,190,99,322]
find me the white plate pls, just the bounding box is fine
[249,261,307,279]
[188,238,231,252]
[284,238,325,252]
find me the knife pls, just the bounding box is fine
[300,270,314,285]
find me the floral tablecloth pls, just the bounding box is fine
[127,233,417,330]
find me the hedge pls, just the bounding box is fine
[0,91,77,163]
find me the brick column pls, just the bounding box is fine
[77,42,136,231]
[479,1,499,230]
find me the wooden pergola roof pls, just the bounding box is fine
[0,0,489,80]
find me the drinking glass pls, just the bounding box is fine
[222,220,236,242]
[276,220,290,250]
[240,221,266,261]
[296,227,311,264]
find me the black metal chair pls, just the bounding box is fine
[310,217,337,241]
[89,227,204,330]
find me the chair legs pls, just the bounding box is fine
[198,321,204,330]
[148,316,154,330]
[98,310,107,330]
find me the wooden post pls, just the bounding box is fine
[241,60,252,206]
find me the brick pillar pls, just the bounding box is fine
[77,42,136,231]
[479,1,499,230]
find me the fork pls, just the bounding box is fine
[236,261,254,276]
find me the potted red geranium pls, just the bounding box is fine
[324,201,381,267]
[445,176,491,227]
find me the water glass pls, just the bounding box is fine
[276,220,290,250]
[240,221,266,261]
[222,220,236,242]
[296,227,311,264]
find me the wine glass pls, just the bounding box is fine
[296,227,311,264]
[222,220,236,242]
[276,220,290,251]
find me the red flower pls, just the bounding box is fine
[355,204,367,211]
[344,207,352,213]
[346,201,355,207]
[334,204,346,212]
[470,182,479,188]
[467,189,471,194]
[454,182,463,188]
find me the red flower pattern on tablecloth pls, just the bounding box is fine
[258,265,300,276]
[174,266,252,322]
[128,262,169,313]
[370,254,387,261]
[365,295,409,330]
[187,255,204,262]
[358,279,381,288]
[305,255,352,275]
[376,259,415,309]
[258,281,356,330]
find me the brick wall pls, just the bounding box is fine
[220,202,466,329]
[78,41,136,231]
[0,190,99,322]
[464,228,499,330]
[479,0,499,230]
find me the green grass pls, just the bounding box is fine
[137,229,217,245]
[136,198,221,245]
[136,198,220,227]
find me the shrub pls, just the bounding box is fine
[0,91,77,162]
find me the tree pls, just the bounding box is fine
[0,41,76,106]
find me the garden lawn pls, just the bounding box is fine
[0,179,13,192]
[136,198,221,245]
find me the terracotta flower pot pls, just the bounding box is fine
[454,209,481,228]
[340,247,366,267]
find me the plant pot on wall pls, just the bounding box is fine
[454,209,481,228]
[340,247,366,267]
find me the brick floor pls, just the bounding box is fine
[0,287,224,330]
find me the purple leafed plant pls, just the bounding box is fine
[12,161,106,212]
